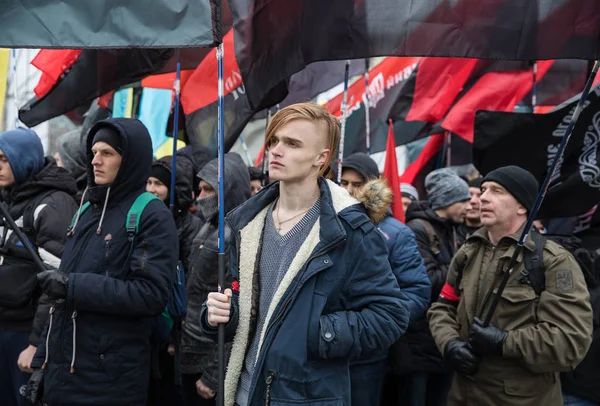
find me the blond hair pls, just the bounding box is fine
[265,103,340,178]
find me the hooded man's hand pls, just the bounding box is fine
[37,270,68,300]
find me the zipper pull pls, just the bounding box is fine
[265,370,277,406]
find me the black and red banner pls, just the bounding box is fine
[230,0,600,109]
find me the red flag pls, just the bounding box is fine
[383,120,405,223]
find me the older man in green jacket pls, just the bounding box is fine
[428,166,593,406]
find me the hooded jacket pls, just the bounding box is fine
[0,159,77,346]
[399,201,461,373]
[201,178,409,406]
[56,129,88,199]
[181,153,251,389]
[33,118,179,406]
[153,153,202,272]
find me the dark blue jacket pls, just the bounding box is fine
[33,119,178,406]
[378,215,430,322]
[202,179,409,406]
[350,213,430,406]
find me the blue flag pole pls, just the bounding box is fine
[336,60,351,184]
[169,50,181,217]
[364,58,371,155]
[216,42,226,406]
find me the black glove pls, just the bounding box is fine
[444,339,480,377]
[37,270,68,300]
[24,368,44,404]
[469,317,508,357]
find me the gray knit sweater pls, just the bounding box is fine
[236,198,321,406]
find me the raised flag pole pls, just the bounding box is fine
[532,61,538,111]
[169,50,181,217]
[364,59,371,155]
[483,59,600,327]
[336,60,351,184]
[216,43,226,406]
[167,51,185,390]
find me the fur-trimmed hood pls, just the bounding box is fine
[353,178,393,224]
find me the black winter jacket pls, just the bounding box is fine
[396,201,461,373]
[181,153,250,390]
[153,154,202,272]
[33,119,179,406]
[0,159,77,345]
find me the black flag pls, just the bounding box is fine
[230,0,600,109]
[474,85,600,218]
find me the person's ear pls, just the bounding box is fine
[316,148,330,167]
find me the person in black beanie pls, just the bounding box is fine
[428,165,593,406]
[146,154,202,406]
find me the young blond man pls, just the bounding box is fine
[202,103,409,406]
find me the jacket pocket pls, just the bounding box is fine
[503,373,555,397]
[97,334,124,381]
[493,285,538,329]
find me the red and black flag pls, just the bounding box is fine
[19,49,174,127]
[399,133,473,198]
[181,31,287,157]
[230,0,600,110]
[473,85,600,218]
[325,57,424,155]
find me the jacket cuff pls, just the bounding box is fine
[200,371,218,392]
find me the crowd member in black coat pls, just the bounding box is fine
[399,168,470,406]
[181,153,251,406]
[29,118,179,406]
[146,153,202,406]
[0,128,77,406]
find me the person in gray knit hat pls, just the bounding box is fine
[402,168,471,405]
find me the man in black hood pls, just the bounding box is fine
[0,128,77,406]
[29,118,179,406]
[182,153,251,406]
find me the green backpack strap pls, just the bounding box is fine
[68,202,92,233]
[125,192,161,240]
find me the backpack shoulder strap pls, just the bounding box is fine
[411,218,441,256]
[126,192,161,239]
[67,202,92,234]
[521,231,547,295]
[22,189,59,245]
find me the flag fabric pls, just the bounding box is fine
[473,85,600,218]
[325,57,424,155]
[383,121,405,223]
[19,49,174,127]
[229,0,600,110]
[180,31,280,157]
[138,88,173,155]
[0,0,221,48]
[399,133,473,198]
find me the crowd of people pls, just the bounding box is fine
[0,102,597,406]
